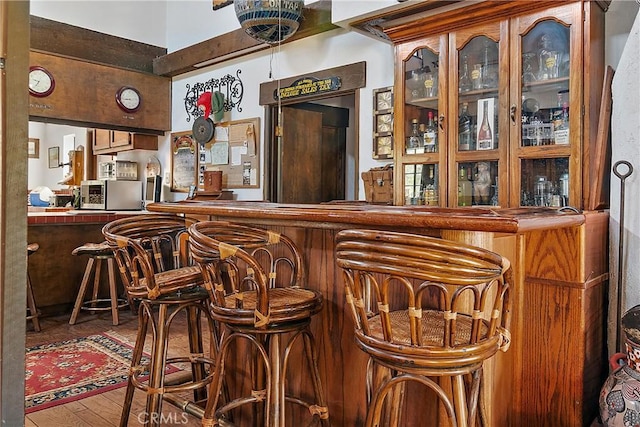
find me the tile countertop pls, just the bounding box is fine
[27,209,148,225]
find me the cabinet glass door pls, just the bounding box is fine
[404,47,440,156]
[512,5,579,208]
[451,21,505,207]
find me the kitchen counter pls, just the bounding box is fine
[27,210,147,315]
[147,201,608,427]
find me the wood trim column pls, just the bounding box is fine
[0,1,29,424]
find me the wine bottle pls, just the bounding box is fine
[424,165,438,206]
[459,54,472,93]
[458,103,472,151]
[554,103,569,145]
[477,100,493,150]
[424,111,437,153]
[457,166,473,206]
[406,118,422,154]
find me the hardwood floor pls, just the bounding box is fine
[25,309,210,427]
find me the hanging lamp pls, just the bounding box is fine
[234,0,304,44]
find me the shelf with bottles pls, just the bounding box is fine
[520,88,570,149]
[404,163,440,206]
[519,157,569,207]
[404,109,440,156]
[455,97,501,154]
[456,160,499,207]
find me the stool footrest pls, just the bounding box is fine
[80,298,128,312]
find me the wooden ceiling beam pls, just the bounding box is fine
[153,1,337,77]
[30,16,166,73]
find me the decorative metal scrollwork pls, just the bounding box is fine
[184,70,244,122]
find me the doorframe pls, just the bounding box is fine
[259,62,366,203]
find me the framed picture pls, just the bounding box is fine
[48,146,60,168]
[170,131,198,192]
[372,86,394,160]
[28,138,39,159]
[212,0,232,10]
[374,135,394,159]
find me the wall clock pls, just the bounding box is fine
[115,86,142,113]
[28,66,55,97]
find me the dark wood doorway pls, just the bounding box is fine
[277,104,348,203]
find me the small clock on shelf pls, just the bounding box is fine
[372,86,394,160]
[115,86,142,113]
[28,66,55,98]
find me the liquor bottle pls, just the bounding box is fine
[457,166,473,206]
[424,165,438,206]
[459,54,472,93]
[416,123,426,154]
[458,103,472,151]
[477,100,493,150]
[406,118,422,154]
[554,103,569,145]
[424,111,437,153]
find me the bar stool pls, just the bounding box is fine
[69,242,129,326]
[26,243,41,332]
[189,221,330,427]
[335,229,512,427]
[103,214,216,427]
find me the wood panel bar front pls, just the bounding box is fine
[148,201,607,426]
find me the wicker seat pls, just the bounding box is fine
[26,243,41,332]
[335,229,512,427]
[189,221,330,427]
[69,242,129,326]
[103,214,216,427]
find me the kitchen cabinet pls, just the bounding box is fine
[92,129,157,155]
[386,1,607,210]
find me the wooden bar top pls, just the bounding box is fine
[147,201,585,233]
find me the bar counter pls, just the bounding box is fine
[148,201,608,427]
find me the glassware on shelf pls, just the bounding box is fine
[406,70,425,100]
[534,175,552,206]
[457,166,473,207]
[459,54,472,93]
[406,118,422,155]
[522,52,537,84]
[537,34,558,80]
[471,64,483,90]
[559,173,569,206]
[477,99,494,150]
[482,41,496,88]
[423,71,437,98]
[424,111,437,153]
[458,103,473,151]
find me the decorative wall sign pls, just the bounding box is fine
[170,131,198,192]
[212,0,232,10]
[184,71,244,123]
[274,76,342,101]
[28,138,39,159]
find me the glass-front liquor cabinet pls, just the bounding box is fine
[392,2,600,209]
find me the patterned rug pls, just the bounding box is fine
[25,332,179,413]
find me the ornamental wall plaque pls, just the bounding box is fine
[184,70,244,123]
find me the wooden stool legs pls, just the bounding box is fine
[26,270,41,332]
[26,243,41,332]
[69,253,127,326]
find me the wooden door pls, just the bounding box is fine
[279,106,346,203]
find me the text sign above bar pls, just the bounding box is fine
[274,76,342,100]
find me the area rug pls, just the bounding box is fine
[25,332,179,413]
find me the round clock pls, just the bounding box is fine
[28,66,55,97]
[115,86,141,113]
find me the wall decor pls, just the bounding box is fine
[372,86,394,159]
[28,138,39,159]
[184,71,244,122]
[170,131,198,192]
[212,0,232,10]
[48,146,60,168]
